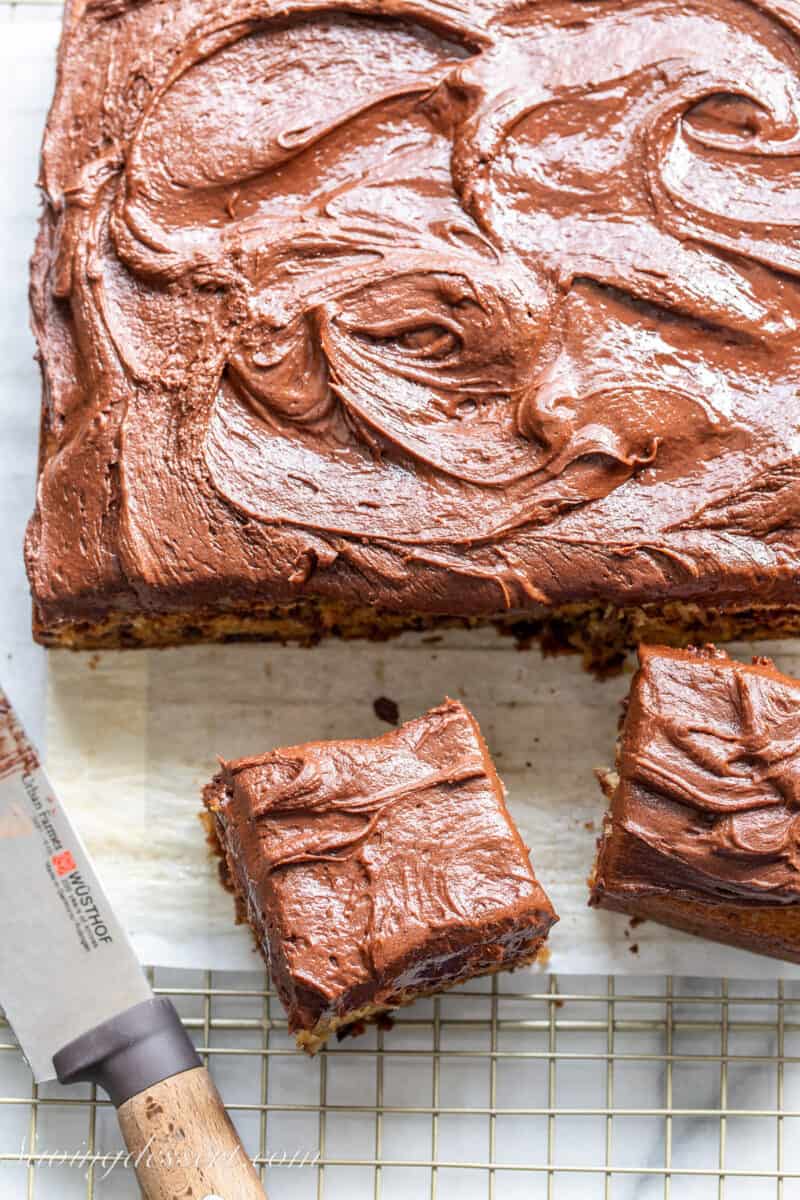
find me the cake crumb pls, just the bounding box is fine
[629,942,639,955]
[337,1020,366,1042]
[584,819,595,831]
[373,696,399,725]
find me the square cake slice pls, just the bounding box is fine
[590,645,800,963]
[203,699,557,1051]
[26,0,800,664]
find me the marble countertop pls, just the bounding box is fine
[0,9,797,1198]
[0,9,52,745]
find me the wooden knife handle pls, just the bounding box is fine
[53,997,267,1199]
[118,1065,266,1200]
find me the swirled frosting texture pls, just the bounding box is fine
[206,700,556,1032]
[26,0,800,622]
[595,645,800,905]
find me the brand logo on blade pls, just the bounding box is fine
[51,850,76,877]
[10,760,116,951]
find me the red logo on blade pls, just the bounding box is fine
[52,851,76,877]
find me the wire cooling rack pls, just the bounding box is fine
[1,968,800,1199]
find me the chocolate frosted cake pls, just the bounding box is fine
[591,645,800,963]
[27,0,800,662]
[203,699,557,1050]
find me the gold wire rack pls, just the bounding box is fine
[1,968,799,1198]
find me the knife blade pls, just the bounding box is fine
[0,685,150,1080]
[0,685,268,1199]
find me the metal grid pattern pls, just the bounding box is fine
[1,968,799,1198]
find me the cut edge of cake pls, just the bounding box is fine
[34,597,800,679]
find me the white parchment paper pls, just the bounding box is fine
[46,633,800,978]
[13,6,800,985]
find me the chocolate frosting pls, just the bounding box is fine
[207,699,555,1029]
[26,0,800,623]
[595,645,800,906]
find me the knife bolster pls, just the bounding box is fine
[52,996,201,1107]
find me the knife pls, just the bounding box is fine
[0,686,267,1200]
